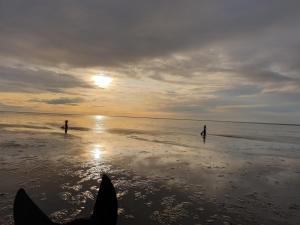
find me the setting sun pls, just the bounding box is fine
[92,75,112,88]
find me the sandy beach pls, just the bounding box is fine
[0,112,299,225]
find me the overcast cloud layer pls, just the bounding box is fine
[0,0,299,123]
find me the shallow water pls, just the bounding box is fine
[0,112,300,225]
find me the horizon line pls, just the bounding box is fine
[0,110,299,127]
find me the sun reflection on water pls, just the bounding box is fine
[94,115,106,133]
[92,144,102,160]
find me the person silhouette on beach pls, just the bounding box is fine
[64,120,68,134]
[202,134,206,143]
[201,125,207,137]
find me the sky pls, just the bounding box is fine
[0,0,300,123]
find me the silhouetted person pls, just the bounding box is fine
[201,125,207,137]
[202,134,206,144]
[64,120,68,134]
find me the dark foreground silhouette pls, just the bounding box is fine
[14,174,118,225]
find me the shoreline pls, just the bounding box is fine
[1,110,299,127]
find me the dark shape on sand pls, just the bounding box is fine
[201,125,207,143]
[65,120,69,134]
[201,125,207,137]
[13,174,118,225]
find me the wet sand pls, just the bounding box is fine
[0,114,300,225]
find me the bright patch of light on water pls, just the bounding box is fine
[92,144,102,160]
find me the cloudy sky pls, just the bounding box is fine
[0,0,299,123]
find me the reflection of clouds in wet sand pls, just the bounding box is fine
[54,164,220,224]
[1,114,300,225]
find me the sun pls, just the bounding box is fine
[92,74,112,88]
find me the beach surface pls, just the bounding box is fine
[0,112,299,225]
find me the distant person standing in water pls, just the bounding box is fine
[64,120,69,134]
[201,125,207,137]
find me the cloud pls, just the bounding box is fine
[0,0,299,67]
[32,97,84,105]
[216,85,262,97]
[0,103,29,112]
[0,0,300,122]
[0,65,92,93]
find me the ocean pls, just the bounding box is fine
[0,112,299,225]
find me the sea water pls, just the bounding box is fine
[0,112,299,225]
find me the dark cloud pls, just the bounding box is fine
[0,103,28,112]
[1,0,300,67]
[216,85,262,97]
[0,66,92,93]
[32,97,84,105]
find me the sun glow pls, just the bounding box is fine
[92,75,112,88]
